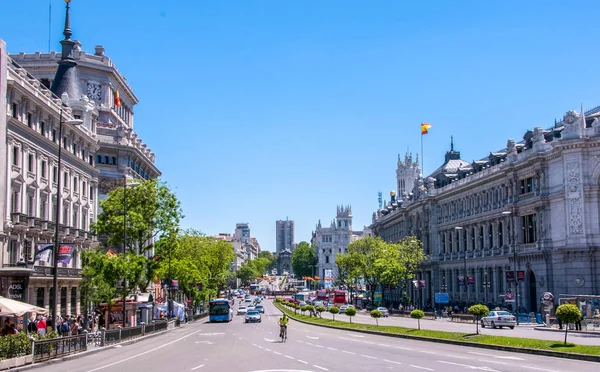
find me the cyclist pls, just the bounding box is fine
[278,314,289,339]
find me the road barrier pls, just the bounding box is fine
[32,334,87,362]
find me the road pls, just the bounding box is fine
[314,308,600,346]
[33,299,599,372]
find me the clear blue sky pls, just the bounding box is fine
[2,1,599,252]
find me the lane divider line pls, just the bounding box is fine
[342,350,356,355]
[190,365,204,371]
[313,365,328,371]
[360,354,377,359]
[297,360,308,364]
[410,365,434,371]
[383,359,402,365]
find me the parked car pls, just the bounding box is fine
[376,307,389,317]
[245,310,262,323]
[481,311,516,329]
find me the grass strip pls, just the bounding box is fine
[274,302,600,357]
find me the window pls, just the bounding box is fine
[52,166,57,183]
[27,113,33,128]
[36,288,45,308]
[11,190,20,213]
[325,255,329,264]
[479,226,484,249]
[488,224,493,248]
[74,177,78,192]
[12,103,18,118]
[12,146,19,166]
[72,143,76,153]
[28,154,34,172]
[104,156,109,164]
[63,172,68,186]
[498,222,504,246]
[83,181,87,196]
[63,137,67,149]
[111,157,117,165]
[89,155,93,165]
[40,198,47,220]
[40,122,45,136]
[63,205,68,225]
[73,208,78,228]
[52,130,56,142]
[70,288,77,315]
[90,186,94,200]
[97,155,102,164]
[520,177,535,194]
[41,161,47,178]
[522,214,537,244]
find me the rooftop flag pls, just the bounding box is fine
[114,89,121,107]
[421,122,432,135]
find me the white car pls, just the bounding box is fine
[237,306,248,315]
[481,311,516,329]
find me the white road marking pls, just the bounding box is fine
[314,344,324,348]
[468,351,524,361]
[483,360,508,365]
[326,347,338,351]
[85,329,205,372]
[297,360,308,364]
[195,341,214,345]
[342,350,356,355]
[265,348,272,352]
[360,354,377,359]
[378,343,391,347]
[383,359,402,365]
[347,334,364,337]
[305,342,314,346]
[306,336,319,339]
[522,367,561,372]
[264,338,275,342]
[410,366,434,371]
[284,355,294,359]
[197,333,225,336]
[273,351,282,355]
[313,365,329,371]
[190,365,204,370]
[438,360,500,371]
[395,346,412,351]
[296,340,305,344]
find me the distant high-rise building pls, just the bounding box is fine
[276,219,295,253]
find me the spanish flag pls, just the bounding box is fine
[106,250,117,258]
[421,122,432,135]
[114,89,121,107]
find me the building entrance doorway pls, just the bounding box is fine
[528,271,537,313]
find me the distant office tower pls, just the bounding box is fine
[276,219,295,253]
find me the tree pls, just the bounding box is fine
[556,304,581,345]
[336,253,361,304]
[291,241,317,278]
[316,305,326,318]
[329,306,340,321]
[258,251,278,272]
[345,307,357,323]
[397,237,427,305]
[236,264,257,285]
[93,179,184,292]
[410,309,424,330]
[468,304,490,335]
[371,309,382,326]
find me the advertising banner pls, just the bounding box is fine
[35,243,53,263]
[324,269,333,289]
[57,243,75,264]
[0,277,29,300]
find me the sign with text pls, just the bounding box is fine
[0,277,29,300]
[57,243,75,264]
[435,293,449,304]
[35,243,53,263]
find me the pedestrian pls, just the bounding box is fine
[37,316,47,336]
[27,316,37,333]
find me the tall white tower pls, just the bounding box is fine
[396,152,420,197]
[336,205,352,230]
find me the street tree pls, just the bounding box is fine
[291,241,317,278]
[329,306,340,321]
[258,251,278,272]
[336,253,362,304]
[410,309,424,330]
[468,304,490,334]
[345,307,357,323]
[556,304,582,345]
[370,309,382,326]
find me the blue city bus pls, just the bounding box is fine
[209,299,233,322]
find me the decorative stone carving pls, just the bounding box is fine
[566,162,584,235]
[532,127,545,144]
[562,110,583,140]
[574,276,585,287]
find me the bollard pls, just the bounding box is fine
[100,327,106,347]
[546,313,550,327]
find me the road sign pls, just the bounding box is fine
[505,292,515,300]
[435,293,449,304]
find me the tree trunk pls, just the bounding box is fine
[418,318,421,330]
[476,317,479,334]
[564,323,568,345]
[376,318,378,327]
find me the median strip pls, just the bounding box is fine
[273,301,600,362]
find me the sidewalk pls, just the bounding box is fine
[534,325,600,337]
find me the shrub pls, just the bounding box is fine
[316,306,326,318]
[329,306,340,321]
[556,303,582,345]
[301,305,308,314]
[306,305,315,317]
[370,309,382,326]
[468,304,490,335]
[410,309,424,330]
[345,307,357,323]
[0,332,33,360]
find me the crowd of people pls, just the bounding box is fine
[1,313,105,337]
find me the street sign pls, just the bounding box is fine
[435,293,449,304]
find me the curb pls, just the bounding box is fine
[534,327,600,337]
[274,304,600,363]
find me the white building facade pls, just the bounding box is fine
[1,38,100,315]
[371,107,600,313]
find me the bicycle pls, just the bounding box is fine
[280,325,287,342]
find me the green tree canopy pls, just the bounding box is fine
[291,241,317,278]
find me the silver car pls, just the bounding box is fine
[481,311,516,329]
[376,307,390,317]
[245,310,261,323]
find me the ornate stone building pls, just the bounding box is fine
[1,37,99,315]
[11,2,161,258]
[371,106,600,312]
[312,205,367,288]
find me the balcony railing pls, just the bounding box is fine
[32,266,83,278]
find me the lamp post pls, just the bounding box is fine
[121,175,140,327]
[51,107,83,332]
[483,270,491,305]
[502,210,519,325]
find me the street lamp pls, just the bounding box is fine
[122,176,140,327]
[51,107,83,332]
[502,210,519,325]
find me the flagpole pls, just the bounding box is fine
[421,126,424,177]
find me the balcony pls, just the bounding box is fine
[32,266,82,278]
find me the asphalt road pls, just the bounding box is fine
[31,299,599,372]
[317,308,600,346]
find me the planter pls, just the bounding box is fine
[0,355,33,371]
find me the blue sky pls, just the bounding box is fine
[2,1,599,252]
